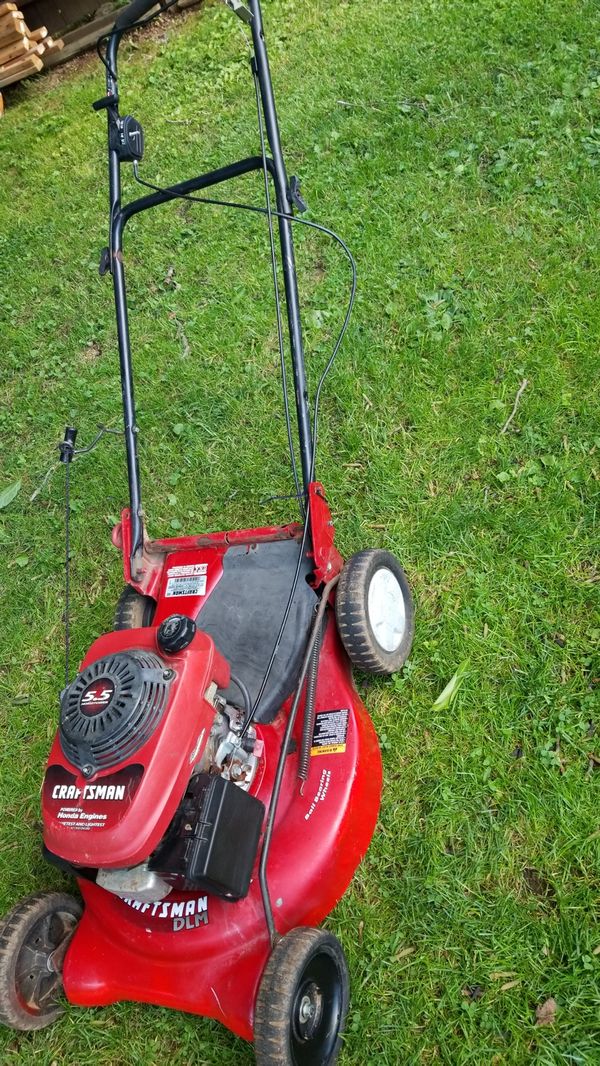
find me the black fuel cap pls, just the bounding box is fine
[157,614,197,654]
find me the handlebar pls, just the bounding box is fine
[114,0,164,32]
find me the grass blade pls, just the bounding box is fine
[432,660,469,710]
[0,480,21,510]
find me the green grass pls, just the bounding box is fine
[0,0,599,1062]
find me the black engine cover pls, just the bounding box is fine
[59,651,170,776]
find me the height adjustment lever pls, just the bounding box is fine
[223,0,253,24]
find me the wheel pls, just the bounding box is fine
[0,891,82,1031]
[335,549,414,674]
[254,927,350,1066]
[113,585,155,629]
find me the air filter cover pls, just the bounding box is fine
[59,651,170,775]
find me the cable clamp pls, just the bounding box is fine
[289,175,307,213]
[99,247,111,276]
[59,427,78,464]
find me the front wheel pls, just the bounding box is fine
[335,549,414,674]
[113,585,155,629]
[254,927,349,1065]
[0,891,82,1031]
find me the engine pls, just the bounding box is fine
[96,693,264,902]
[42,619,265,904]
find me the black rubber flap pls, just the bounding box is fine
[197,540,317,723]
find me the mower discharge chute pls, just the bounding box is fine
[0,1,415,1062]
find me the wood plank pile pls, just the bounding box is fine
[0,1,63,113]
[39,0,203,70]
[0,0,204,116]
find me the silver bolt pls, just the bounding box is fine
[299,995,315,1022]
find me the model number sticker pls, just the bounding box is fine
[311,708,349,756]
[166,563,208,598]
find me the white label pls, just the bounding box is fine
[166,563,208,597]
[166,575,207,597]
[167,564,208,578]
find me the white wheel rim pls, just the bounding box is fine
[367,567,406,653]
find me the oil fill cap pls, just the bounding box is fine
[158,614,196,654]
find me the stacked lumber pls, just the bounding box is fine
[0,1,64,107]
[37,4,203,73]
[0,1,205,111]
[42,8,131,71]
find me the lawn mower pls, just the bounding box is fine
[0,0,414,1061]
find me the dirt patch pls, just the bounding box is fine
[79,340,102,363]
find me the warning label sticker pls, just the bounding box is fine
[165,563,208,598]
[311,708,350,756]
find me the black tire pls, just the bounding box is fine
[336,549,414,674]
[113,585,155,630]
[254,927,350,1066]
[0,891,82,1031]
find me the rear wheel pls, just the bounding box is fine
[113,585,155,629]
[0,892,82,1031]
[254,927,349,1065]
[336,549,414,674]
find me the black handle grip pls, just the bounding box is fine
[114,0,159,31]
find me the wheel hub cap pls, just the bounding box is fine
[367,567,406,652]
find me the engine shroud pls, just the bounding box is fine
[42,627,230,869]
[60,651,170,775]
